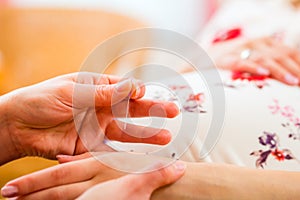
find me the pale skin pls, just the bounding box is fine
[0,72,184,199]
[0,72,180,165]
[206,37,300,86]
[2,152,300,200]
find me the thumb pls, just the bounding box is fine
[56,152,92,164]
[122,161,186,196]
[95,79,145,107]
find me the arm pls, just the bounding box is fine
[153,162,300,199]
[2,155,300,199]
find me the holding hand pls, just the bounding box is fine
[1,153,185,199]
[0,72,179,164]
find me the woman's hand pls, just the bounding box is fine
[1,153,185,199]
[78,161,185,200]
[210,37,300,85]
[0,72,179,164]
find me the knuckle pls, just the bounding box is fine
[49,190,64,199]
[50,168,68,181]
[156,166,171,184]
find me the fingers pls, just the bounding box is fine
[234,59,270,76]
[112,99,179,118]
[16,181,92,200]
[223,38,300,86]
[106,121,172,145]
[73,78,145,108]
[56,152,92,164]
[121,161,186,195]
[1,158,101,198]
[262,59,299,85]
[95,79,145,107]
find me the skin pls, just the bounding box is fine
[207,37,300,86]
[3,153,300,200]
[0,72,179,165]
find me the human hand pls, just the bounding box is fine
[1,153,185,199]
[210,37,300,85]
[0,72,179,163]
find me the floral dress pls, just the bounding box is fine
[143,70,300,171]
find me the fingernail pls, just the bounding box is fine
[285,73,299,85]
[131,79,142,99]
[130,79,141,99]
[1,185,18,197]
[116,79,132,93]
[56,154,71,159]
[174,161,186,172]
[257,67,270,76]
[8,197,18,200]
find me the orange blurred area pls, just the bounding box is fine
[0,6,145,198]
[0,7,145,94]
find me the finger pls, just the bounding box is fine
[56,152,92,164]
[112,100,179,119]
[121,161,186,195]
[291,50,300,66]
[73,79,145,108]
[95,79,145,107]
[277,57,300,81]
[1,158,102,198]
[69,72,121,84]
[74,109,115,155]
[217,54,270,76]
[263,59,299,85]
[16,181,92,200]
[106,121,172,145]
[234,59,270,76]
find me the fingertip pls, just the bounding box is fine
[256,67,270,76]
[284,73,299,85]
[152,161,186,186]
[172,161,186,176]
[130,79,145,99]
[155,130,172,145]
[56,154,73,164]
[1,185,18,198]
[166,102,180,118]
[56,153,92,163]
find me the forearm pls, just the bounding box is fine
[152,162,300,199]
[0,94,20,165]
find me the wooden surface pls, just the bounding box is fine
[0,7,145,196]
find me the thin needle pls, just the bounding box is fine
[123,96,130,130]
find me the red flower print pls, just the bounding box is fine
[212,27,242,44]
[232,71,268,81]
[187,93,204,102]
[272,149,285,161]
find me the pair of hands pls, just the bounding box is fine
[0,72,179,164]
[0,72,183,199]
[209,37,300,85]
[1,153,186,199]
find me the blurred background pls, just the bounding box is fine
[0,0,216,197]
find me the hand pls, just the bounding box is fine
[1,153,186,199]
[78,161,185,200]
[0,72,179,163]
[210,37,300,85]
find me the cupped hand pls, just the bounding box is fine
[210,37,300,85]
[1,72,179,161]
[1,153,185,199]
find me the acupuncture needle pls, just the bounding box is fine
[123,93,130,130]
[123,79,140,130]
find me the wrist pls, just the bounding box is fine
[0,93,22,165]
